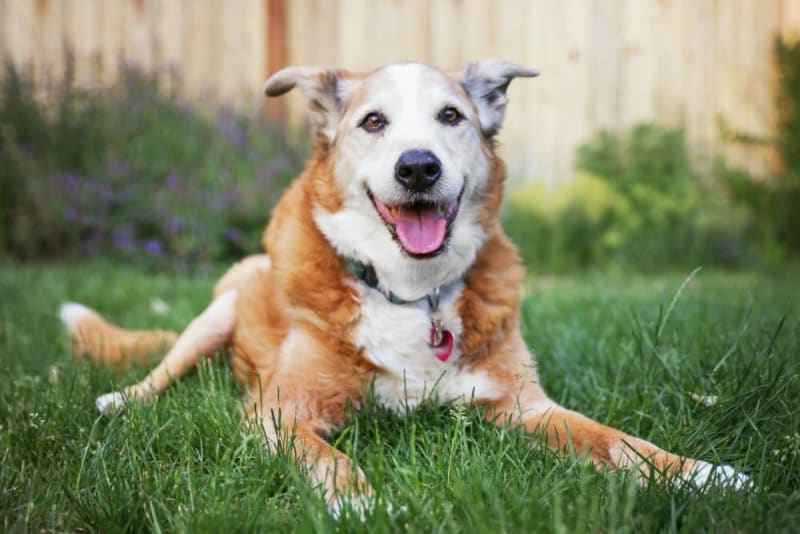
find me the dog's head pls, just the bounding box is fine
[265,61,538,300]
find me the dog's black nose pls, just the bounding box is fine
[395,150,442,192]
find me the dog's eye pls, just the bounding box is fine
[438,106,463,126]
[360,112,387,133]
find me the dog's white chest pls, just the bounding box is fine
[354,285,499,409]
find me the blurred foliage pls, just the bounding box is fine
[717,36,800,260]
[2,43,796,274]
[504,125,753,273]
[506,36,800,274]
[776,36,800,173]
[0,58,304,268]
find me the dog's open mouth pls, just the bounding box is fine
[368,189,462,257]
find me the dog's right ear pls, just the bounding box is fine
[457,60,539,137]
[264,67,361,142]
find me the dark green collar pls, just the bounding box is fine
[344,257,413,305]
[344,257,463,311]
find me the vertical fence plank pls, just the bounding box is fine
[782,0,800,39]
[429,0,465,69]
[151,0,184,85]
[31,0,66,86]
[585,0,621,135]
[182,0,221,101]
[336,0,371,69]
[461,0,496,61]
[242,0,266,109]
[3,0,35,70]
[285,0,342,128]
[61,0,98,85]
[618,0,654,130]
[0,0,6,62]
[495,0,534,181]
[717,0,782,175]
[682,0,716,176]
[520,0,557,182]
[651,0,685,125]
[555,0,589,182]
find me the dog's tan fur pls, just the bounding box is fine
[63,60,747,513]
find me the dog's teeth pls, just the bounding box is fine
[389,206,399,218]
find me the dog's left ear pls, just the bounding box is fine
[457,60,539,137]
[264,67,361,142]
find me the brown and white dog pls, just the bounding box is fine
[61,60,748,515]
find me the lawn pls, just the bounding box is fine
[1,261,798,532]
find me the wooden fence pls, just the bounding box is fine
[2,0,799,183]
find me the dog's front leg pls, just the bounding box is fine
[95,289,238,413]
[251,405,374,518]
[487,387,750,490]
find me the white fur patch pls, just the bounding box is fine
[354,283,501,409]
[59,302,97,331]
[680,460,752,491]
[328,494,402,521]
[96,391,127,414]
[328,494,376,521]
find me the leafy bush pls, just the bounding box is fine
[0,59,304,267]
[503,172,631,271]
[581,125,696,267]
[718,37,800,260]
[504,125,752,273]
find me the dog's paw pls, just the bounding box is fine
[59,302,97,331]
[96,391,127,414]
[681,460,752,491]
[328,494,402,521]
[329,494,376,521]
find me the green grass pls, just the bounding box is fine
[1,261,798,532]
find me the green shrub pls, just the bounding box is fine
[504,125,752,273]
[776,37,800,173]
[0,60,304,267]
[503,172,632,272]
[717,37,800,260]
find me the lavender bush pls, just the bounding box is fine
[0,59,305,268]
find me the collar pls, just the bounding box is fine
[344,256,455,308]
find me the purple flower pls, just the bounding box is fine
[218,111,247,150]
[106,161,131,176]
[143,239,164,256]
[259,167,278,185]
[118,187,137,202]
[178,102,194,117]
[112,225,136,252]
[167,216,183,235]
[221,186,242,208]
[63,207,79,222]
[81,230,104,255]
[55,172,81,190]
[165,172,182,192]
[225,227,245,245]
[98,183,115,203]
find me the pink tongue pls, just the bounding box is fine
[394,207,447,254]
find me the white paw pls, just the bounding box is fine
[682,460,752,491]
[96,391,127,414]
[328,494,375,521]
[328,494,402,521]
[59,302,97,331]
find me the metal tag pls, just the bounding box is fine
[431,317,444,346]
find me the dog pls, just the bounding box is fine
[61,60,749,516]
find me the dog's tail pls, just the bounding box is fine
[59,302,178,372]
